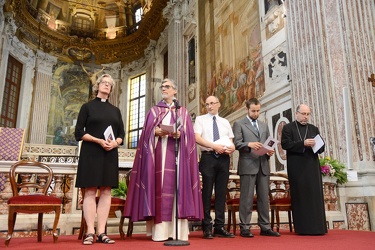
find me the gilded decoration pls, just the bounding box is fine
[10,0,168,65]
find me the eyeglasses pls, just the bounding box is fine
[205,102,219,107]
[159,85,174,90]
[297,111,311,116]
[100,81,113,86]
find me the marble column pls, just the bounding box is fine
[285,0,375,166]
[165,1,184,101]
[29,50,57,144]
[285,0,375,231]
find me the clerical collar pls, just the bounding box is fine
[100,98,107,102]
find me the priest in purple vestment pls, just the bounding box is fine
[124,78,203,241]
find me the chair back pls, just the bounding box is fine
[9,160,54,197]
[269,172,290,202]
[0,127,25,161]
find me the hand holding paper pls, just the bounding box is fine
[160,116,183,133]
[252,136,279,156]
[104,125,115,141]
[312,134,324,153]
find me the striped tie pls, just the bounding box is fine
[213,116,220,158]
[252,119,259,135]
[213,116,220,141]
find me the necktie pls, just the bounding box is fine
[252,119,259,135]
[213,116,220,141]
[213,116,220,158]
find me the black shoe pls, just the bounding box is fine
[240,229,254,238]
[203,229,214,239]
[213,227,235,238]
[260,229,280,237]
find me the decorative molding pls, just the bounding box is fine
[264,43,288,83]
[36,50,58,75]
[122,40,157,76]
[263,5,284,40]
[6,30,36,70]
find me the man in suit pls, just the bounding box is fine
[232,98,280,237]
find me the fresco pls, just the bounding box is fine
[47,62,92,145]
[199,0,263,117]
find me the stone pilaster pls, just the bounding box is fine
[285,0,375,166]
[285,0,375,231]
[164,1,184,100]
[29,50,57,144]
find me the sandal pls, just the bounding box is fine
[97,233,115,244]
[83,233,95,245]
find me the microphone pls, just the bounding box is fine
[173,98,180,109]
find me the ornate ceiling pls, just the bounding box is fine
[10,0,168,65]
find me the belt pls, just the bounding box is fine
[201,151,215,154]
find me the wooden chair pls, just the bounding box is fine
[5,160,62,247]
[269,172,293,232]
[226,184,257,235]
[78,170,132,240]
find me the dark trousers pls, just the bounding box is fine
[199,152,230,230]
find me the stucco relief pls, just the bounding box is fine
[265,44,288,83]
[263,5,285,40]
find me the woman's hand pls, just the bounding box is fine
[99,139,117,151]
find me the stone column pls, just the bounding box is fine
[165,1,184,100]
[285,0,375,230]
[29,50,57,144]
[285,0,375,165]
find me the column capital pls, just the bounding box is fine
[36,50,58,75]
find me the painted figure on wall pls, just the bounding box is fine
[47,62,92,145]
[200,0,264,116]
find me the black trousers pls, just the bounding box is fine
[199,152,230,230]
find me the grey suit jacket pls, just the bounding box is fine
[232,116,271,176]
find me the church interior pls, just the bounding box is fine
[0,0,374,241]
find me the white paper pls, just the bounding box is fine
[312,134,325,153]
[104,125,115,141]
[160,117,183,133]
[160,124,174,133]
[252,136,279,156]
[214,136,232,147]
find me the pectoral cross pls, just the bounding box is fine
[368,73,375,87]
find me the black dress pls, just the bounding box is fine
[281,121,327,235]
[75,97,125,188]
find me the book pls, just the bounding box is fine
[252,136,279,156]
[104,125,115,141]
[160,117,183,133]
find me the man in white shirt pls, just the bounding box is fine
[194,96,236,239]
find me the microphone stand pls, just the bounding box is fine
[164,100,190,246]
